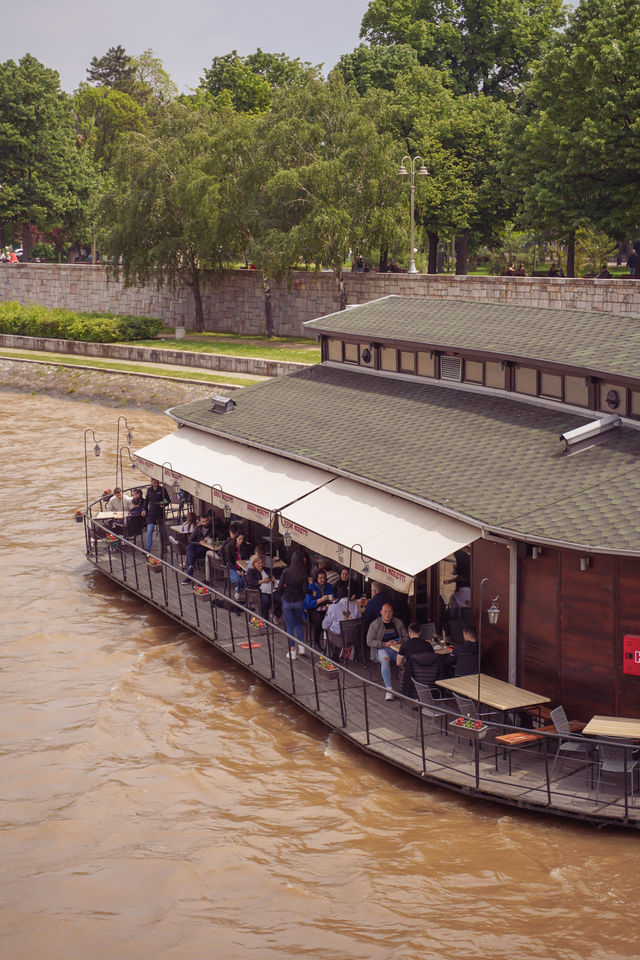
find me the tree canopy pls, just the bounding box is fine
[359,0,565,97]
[0,54,87,258]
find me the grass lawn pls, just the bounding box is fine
[0,349,263,386]
[126,333,320,365]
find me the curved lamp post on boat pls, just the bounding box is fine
[114,416,133,491]
[398,156,428,274]
[348,543,370,600]
[118,445,137,500]
[477,577,500,711]
[210,483,231,544]
[83,428,102,514]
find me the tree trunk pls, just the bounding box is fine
[336,268,347,310]
[22,224,33,262]
[427,231,439,274]
[190,270,205,332]
[378,248,388,273]
[262,272,275,337]
[566,230,576,278]
[455,231,469,275]
[66,242,80,263]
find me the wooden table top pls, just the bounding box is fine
[95,511,118,520]
[582,716,640,739]
[436,674,551,711]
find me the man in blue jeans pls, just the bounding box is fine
[142,478,169,553]
[366,602,408,701]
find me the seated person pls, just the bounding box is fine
[321,596,361,658]
[182,514,213,583]
[220,526,251,597]
[105,487,132,514]
[363,581,391,632]
[245,556,274,619]
[448,625,479,677]
[304,569,335,648]
[366,603,408,700]
[127,494,144,517]
[333,566,358,601]
[317,559,339,585]
[246,542,272,572]
[397,623,443,698]
[181,511,198,534]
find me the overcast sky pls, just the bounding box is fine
[2,0,368,93]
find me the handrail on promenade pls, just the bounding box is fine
[82,501,639,825]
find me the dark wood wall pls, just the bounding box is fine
[515,546,640,718]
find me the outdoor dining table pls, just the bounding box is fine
[436,673,550,714]
[581,716,640,740]
[95,511,119,520]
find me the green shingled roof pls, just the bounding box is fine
[305,296,640,381]
[169,364,640,554]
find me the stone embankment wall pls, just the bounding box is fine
[0,335,306,378]
[2,263,639,337]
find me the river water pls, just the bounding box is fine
[1,390,638,960]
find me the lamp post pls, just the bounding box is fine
[348,543,370,599]
[398,155,428,274]
[83,428,102,513]
[115,416,133,490]
[118,445,137,501]
[477,577,500,711]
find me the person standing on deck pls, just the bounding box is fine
[142,478,169,553]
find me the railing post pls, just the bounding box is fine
[363,681,370,745]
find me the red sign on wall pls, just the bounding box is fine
[623,635,640,675]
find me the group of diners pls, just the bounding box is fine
[111,498,480,703]
[180,515,480,701]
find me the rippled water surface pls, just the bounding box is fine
[1,391,639,960]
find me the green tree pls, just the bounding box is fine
[333,43,419,95]
[74,84,148,168]
[0,54,88,260]
[505,0,640,272]
[200,49,318,113]
[359,0,565,97]
[87,44,135,91]
[101,101,239,330]
[263,75,401,308]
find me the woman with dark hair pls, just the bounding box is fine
[279,549,310,659]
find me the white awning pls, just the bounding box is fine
[134,427,333,524]
[279,477,480,594]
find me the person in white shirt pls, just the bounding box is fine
[105,487,133,514]
[322,596,361,658]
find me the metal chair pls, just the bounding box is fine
[339,617,364,662]
[245,587,263,617]
[122,513,145,547]
[412,679,455,737]
[419,622,437,641]
[550,706,592,780]
[595,741,638,805]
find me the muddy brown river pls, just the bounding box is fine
[1,390,638,960]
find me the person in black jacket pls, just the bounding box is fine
[397,624,443,698]
[142,478,169,552]
[182,515,213,584]
[449,625,479,677]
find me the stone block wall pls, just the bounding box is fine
[1,263,639,338]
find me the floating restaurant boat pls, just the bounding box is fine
[84,296,640,829]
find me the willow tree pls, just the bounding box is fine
[261,75,401,309]
[101,100,238,331]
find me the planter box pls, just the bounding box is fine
[450,721,488,741]
[147,561,162,573]
[317,661,340,676]
[193,588,211,601]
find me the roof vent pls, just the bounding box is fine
[440,356,462,382]
[560,414,621,454]
[210,395,236,415]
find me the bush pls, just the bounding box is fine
[0,302,163,342]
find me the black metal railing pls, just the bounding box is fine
[81,503,640,827]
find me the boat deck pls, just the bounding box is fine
[86,528,640,829]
